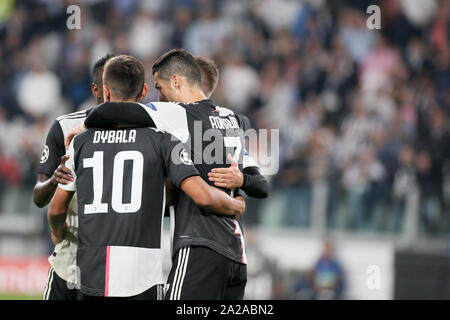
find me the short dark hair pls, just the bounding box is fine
[152,49,201,87]
[92,53,116,87]
[195,56,219,97]
[103,55,145,100]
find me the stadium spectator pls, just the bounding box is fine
[309,239,345,300]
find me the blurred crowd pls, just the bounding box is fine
[0,0,449,236]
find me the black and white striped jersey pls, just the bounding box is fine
[60,127,199,297]
[84,100,250,264]
[38,109,91,284]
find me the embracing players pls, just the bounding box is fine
[48,55,246,299]
[67,49,269,299]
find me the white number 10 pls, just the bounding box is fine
[83,151,144,214]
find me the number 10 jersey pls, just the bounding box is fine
[60,127,198,297]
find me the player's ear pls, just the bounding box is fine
[103,84,111,102]
[139,83,149,101]
[171,74,181,90]
[91,83,98,97]
[92,83,104,101]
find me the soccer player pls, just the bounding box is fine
[195,56,219,100]
[35,53,115,300]
[69,49,268,299]
[194,56,268,198]
[48,55,245,299]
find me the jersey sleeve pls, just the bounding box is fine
[38,120,65,177]
[243,149,259,169]
[58,139,77,192]
[159,132,199,188]
[148,102,190,143]
[235,114,252,132]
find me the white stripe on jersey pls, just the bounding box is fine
[57,112,87,138]
[105,246,164,297]
[138,102,190,143]
[56,110,87,121]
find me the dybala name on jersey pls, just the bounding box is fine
[93,129,137,144]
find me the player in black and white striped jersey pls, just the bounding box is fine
[36,54,116,300]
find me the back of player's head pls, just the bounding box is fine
[92,53,116,87]
[103,55,145,100]
[195,56,219,98]
[152,49,201,87]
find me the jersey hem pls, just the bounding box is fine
[174,238,246,265]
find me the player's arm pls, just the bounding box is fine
[208,113,269,198]
[33,120,74,207]
[208,154,269,199]
[65,102,156,148]
[48,187,74,244]
[240,166,269,198]
[160,133,245,218]
[180,176,245,218]
[48,142,77,244]
[33,156,74,207]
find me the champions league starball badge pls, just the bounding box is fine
[40,145,50,164]
[180,148,193,165]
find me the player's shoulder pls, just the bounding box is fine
[235,113,251,128]
[216,105,251,130]
[135,126,167,142]
[140,126,164,135]
[145,101,186,111]
[213,104,236,117]
[56,109,89,122]
[71,126,92,149]
[56,109,90,135]
[148,129,182,147]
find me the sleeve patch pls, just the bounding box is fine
[40,145,50,163]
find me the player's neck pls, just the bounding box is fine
[177,87,207,104]
[108,98,140,103]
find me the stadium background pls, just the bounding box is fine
[0,0,449,299]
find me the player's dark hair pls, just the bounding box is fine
[152,49,201,87]
[195,56,219,97]
[103,55,145,100]
[92,53,116,87]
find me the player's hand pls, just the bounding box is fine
[208,154,244,189]
[50,224,67,245]
[234,195,245,219]
[64,124,85,150]
[51,155,73,185]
